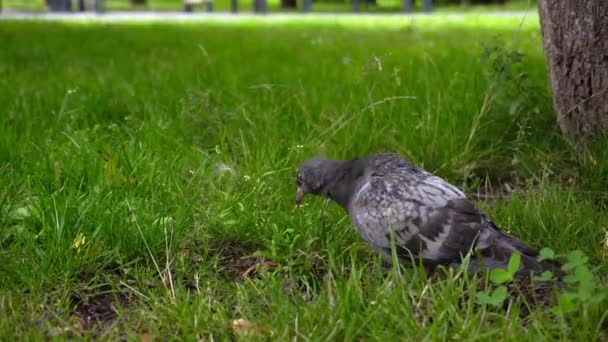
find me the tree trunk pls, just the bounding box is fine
[281,0,296,9]
[538,1,608,138]
[47,0,72,11]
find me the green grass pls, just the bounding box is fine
[0,14,607,339]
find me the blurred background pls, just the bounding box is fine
[1,0,536,13]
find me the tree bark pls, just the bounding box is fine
[281,0,296,9]
[538,1,608,138]
[47,0,72,11]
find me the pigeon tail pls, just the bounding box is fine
[474,232,562,276]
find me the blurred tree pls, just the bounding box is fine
[130,0,147,5]
[431,0,506,4]
[539,1,608,138]
[281,0,296,9]
[47,0,72,11]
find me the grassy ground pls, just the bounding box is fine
[0,14,607,339]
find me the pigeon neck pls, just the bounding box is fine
[324,159,364,209]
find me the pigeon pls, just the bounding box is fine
[295,153,559,275]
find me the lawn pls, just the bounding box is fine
[0,14,607,339]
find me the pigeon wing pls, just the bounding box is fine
[350,170,491,265]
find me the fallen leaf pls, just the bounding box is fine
[231,318,271,337]
[241,259,276,278]
[141,332,151,342]
[232,318,255,336]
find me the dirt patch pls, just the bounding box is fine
[468,178,521,202]
[179,237,276,282]
[43,285,132,339]
[509,275,560,307]
[69,285,131,337]
[474,274,562,316]
[210,240,275,279]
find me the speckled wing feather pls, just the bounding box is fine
[348,154,492,266]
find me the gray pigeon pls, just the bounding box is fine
[295,153,558,275]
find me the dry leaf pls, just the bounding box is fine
[232,318,270,337]
[241,259,275,278]
[141,332,151,342]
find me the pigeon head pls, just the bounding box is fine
[295,157,364,207]
[295,157,339,206]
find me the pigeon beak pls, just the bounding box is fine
[295,187,305,207]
